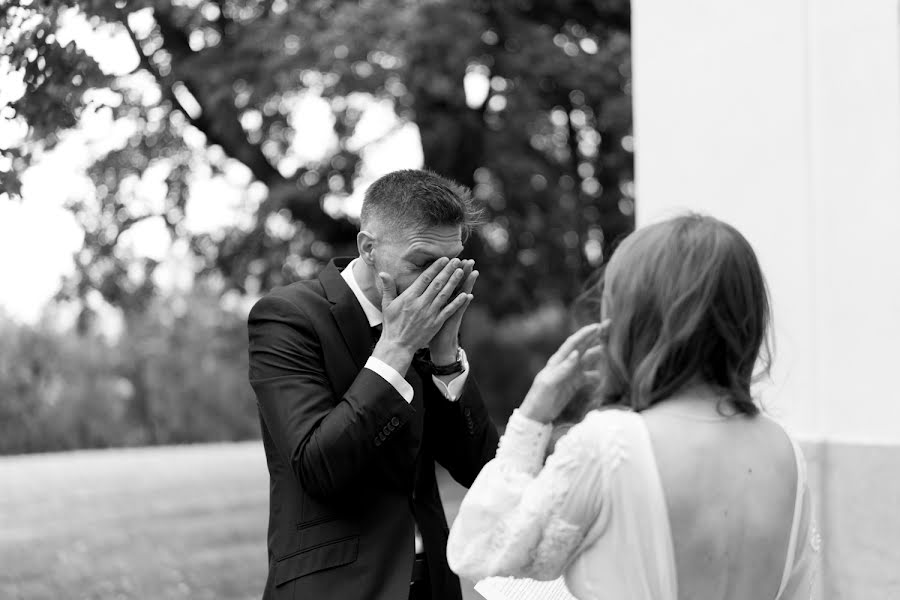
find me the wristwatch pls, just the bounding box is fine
[416,347,467,376]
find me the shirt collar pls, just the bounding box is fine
[340,257,383,327]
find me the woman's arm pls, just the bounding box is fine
[446,409,614,582]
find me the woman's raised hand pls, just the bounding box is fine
[519,320,610,424]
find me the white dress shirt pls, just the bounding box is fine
[341,258,469,402]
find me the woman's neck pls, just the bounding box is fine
[650,381,741,418]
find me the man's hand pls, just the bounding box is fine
[372,257,471,374]
[430,259,477,364]
[519,321,609,424]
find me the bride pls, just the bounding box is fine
[447,214,820,600]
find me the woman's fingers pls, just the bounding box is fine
[537,348,577,383]
[572,339,607,385]
[598,318,611,339]
[581,344,605,365]
[563,349,580,367]
[574,319,610,369]
[549,323,603,365]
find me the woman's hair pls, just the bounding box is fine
[593,214,772,416]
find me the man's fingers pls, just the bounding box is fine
[419,258,460,303]
[379,272,398,308]
[407,257,451,298]
[462,269,479,295]
[431,267,465,309]
[438,292,472,322]
[447,260,475,299]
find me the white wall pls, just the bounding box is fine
[631,0,900,443]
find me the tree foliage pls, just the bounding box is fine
[0,287,572,454]
[0,289,258,454]
[1,0,633,317]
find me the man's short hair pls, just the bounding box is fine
[360,169,484,241]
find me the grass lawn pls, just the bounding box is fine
[0,442,478,600]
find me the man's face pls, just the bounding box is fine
[373,224,464,295]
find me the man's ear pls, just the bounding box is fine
[358,230,376,265]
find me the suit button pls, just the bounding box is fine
[382,426,391,436]
[374,438,382,447]
[391,417,400,426]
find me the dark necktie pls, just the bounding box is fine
[370,324,382,351]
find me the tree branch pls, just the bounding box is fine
[143,7,283,185]
[119,12,202,131]
[120,6,357,243]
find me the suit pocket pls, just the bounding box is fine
[274,535,359,587]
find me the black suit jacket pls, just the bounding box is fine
[247,257,499,600]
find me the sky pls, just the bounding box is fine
[0,7,476,325]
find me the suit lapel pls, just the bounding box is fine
[320,258,372,371]
[407,367,427,492]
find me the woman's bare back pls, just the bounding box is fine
[642,398,798,600]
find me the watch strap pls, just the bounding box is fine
[416,347,465,375]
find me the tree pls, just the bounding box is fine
[0,290,258,454]
[1,0,633,318]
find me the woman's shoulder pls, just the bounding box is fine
[579,406,644,431]
[558,408,647,461]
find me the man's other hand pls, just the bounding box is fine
[372,257,471,373]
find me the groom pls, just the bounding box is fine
[247,169,499,600]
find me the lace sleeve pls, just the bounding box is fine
[447,409,622,583]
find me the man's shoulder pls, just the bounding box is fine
[272,278,327,303]
[249,278,328,320]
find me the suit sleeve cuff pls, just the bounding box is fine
[431,348,469,401]
[365,357,414,403]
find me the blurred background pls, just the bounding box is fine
[2,0,899,599]
[1,1,631,598]
[0,0,632,453]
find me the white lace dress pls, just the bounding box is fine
[446,408,820,600]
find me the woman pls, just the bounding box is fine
[447,215,820,600]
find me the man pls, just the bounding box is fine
[248,169,500,600]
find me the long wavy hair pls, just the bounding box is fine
[586,214,772,416]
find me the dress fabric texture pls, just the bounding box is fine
[446,408,820,600]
